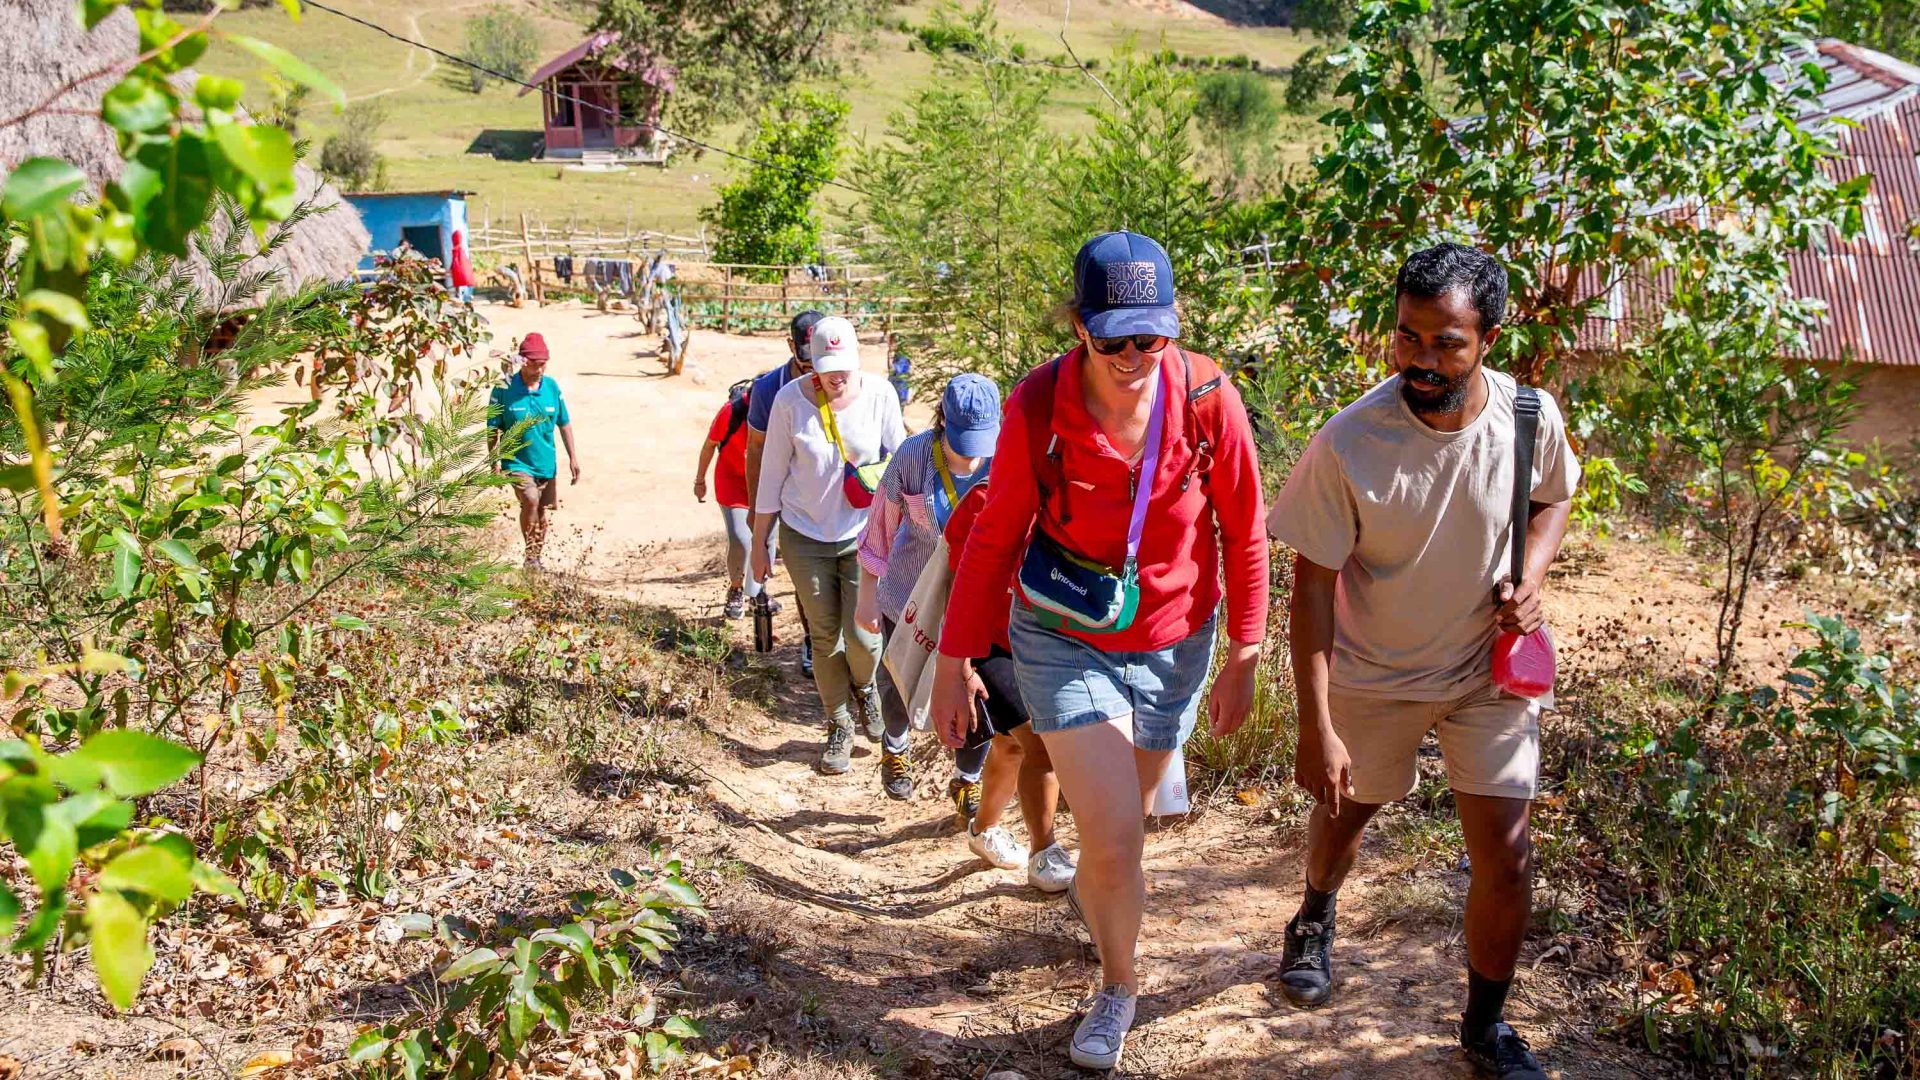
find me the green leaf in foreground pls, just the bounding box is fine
[228,34,345,109]
[98,844,194,904]
[87,889,153,1009]
[1,158,88,220]
[67,729,201,797]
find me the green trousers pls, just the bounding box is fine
[779,524,879,730]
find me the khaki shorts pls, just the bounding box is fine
[510,472,557,511]
[1328,680,1540,804]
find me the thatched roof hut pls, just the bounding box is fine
[0,0,370,298]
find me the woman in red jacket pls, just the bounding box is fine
[930,232,1269,1071]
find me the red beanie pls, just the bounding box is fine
[519,333,549,361]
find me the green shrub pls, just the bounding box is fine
[702,90,848,280]
[1284,45,1336,112]
[320,101,390,191]
[1560,615,1919,1073]
[459,7,541,93]
[350,867,706,1076]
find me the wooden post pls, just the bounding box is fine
[520,213,544,306]
[721,265,733,334]
[780,274,790,318]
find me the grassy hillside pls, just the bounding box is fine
[199,0,1321,236]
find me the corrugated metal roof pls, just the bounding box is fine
[1578,40,1920,367]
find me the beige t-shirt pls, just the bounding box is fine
[1268,368,1581,701]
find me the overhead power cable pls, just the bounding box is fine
[298,0,873,198]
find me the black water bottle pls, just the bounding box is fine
[752,592,775,653]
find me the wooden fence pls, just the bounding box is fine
[476,213,947,340]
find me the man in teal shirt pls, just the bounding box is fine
[488,333,580,569]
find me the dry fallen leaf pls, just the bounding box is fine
[0,1055,24,1080]
[240,1049,297,1077]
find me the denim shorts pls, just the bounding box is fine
[1006,602,1218,752]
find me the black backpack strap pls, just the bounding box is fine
[723,396,750,445]
[1510,386,1542,585]
[1180,348,1224,491]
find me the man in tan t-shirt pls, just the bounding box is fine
[1266,244,1579,1080]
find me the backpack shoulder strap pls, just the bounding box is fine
[1027,356,1069,525]
[1510,385,1543,585]
[724,394,750,444]
[1179,348,1226,485]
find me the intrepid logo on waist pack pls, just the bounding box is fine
[1105,261,1160,304]
[1050,567,1090,596]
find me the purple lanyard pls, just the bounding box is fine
[1123,373,1166,572]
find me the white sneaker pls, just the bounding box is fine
[1027,842,1076,893]
[1070,984,1136,1069]
[967,824,1027,870]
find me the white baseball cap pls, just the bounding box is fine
[808,316,861,373]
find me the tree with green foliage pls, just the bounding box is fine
[459,6,542,93]
[319,101,389,192]
[1254,0,1873,669]
[1284,45,1336,111]
[1260,0,1865,385]
[593,0,885,138]
[701,90,847,278]
[1194,70,1282,195]
[859,7,1273,392]
[856,7,1059,390]
[1824,0,1920,59]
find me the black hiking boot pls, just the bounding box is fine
[880,749,913,800]
[1461,1021,1547,1079]
[799,637,814,678]
[1278,915,1335,1007]
[819,723,853,775]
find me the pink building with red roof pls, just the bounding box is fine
[520,32,674,161]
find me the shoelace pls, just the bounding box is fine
[826,726,851,753]
[881,755,909,783]
[1079,989,1131,1046]
[1491,1026,1537,1070]
[1288,921,1330,971]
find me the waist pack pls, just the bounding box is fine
[815,376,891,510]
[1020,528,1143,633]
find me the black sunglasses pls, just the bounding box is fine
[1089,334,1170,355]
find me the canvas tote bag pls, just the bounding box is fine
[882,536,955,731]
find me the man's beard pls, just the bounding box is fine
[1399,367,1473,416]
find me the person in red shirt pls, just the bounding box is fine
[695,385,775,619]
[449,229,475,304]
[930,232,1269,1071]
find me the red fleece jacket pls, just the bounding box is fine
[940,346,1270,658]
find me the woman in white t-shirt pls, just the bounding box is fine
[752,316,907,774]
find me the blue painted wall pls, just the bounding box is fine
[343,193,469,280]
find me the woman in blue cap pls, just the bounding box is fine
[931,231,1270,1069]
[855,375,1075,892]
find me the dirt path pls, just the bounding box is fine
[462,304,1696,1077]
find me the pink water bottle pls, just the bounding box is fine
[1492,627,1556,698]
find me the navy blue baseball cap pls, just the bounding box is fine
[1073,231,1181,340]
[940,374,1002,458]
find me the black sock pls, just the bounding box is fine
[1298,878,1338,924]
[1463,967,1512,1042]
